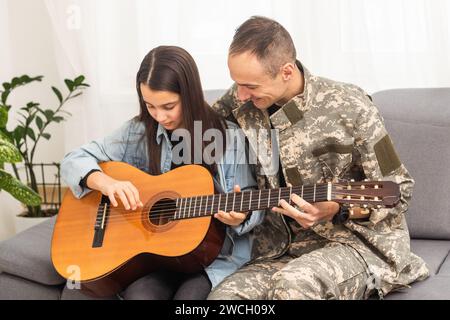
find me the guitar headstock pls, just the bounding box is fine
[332,180,400,209]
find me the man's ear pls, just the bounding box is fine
[281,62,296,81]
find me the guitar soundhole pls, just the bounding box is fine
[148,198,177,226]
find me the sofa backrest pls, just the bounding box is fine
[204,90,227,106]
[372,88,450,240]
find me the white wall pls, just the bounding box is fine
[0,0,65,240]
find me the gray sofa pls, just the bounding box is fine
[0,88,449,300]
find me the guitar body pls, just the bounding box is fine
[51,162,225,297]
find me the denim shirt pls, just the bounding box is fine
[60,118,264,288]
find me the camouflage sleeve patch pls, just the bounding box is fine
[374,134,402,177]
[285,167,304,186]
[312,143,353,157]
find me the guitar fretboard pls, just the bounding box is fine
[173,184,331,220]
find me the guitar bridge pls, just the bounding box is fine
[92,195,110,248]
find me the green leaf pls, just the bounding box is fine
[0,128,12,142]
[19,75,31,83]
[26,128,36,141]
[0,107,7,128]
[36,116,43,130]
[0,136,22,163]
[74,75,85,85]
[26,114,36,126]
[1,91,10,105]
[44,109,54,121]
[3,75,43,93]
[65,79,74,92]
[13,126,26,145]
[41,133,51,140]
[2,82,11,91]
[0,169,41,206]
[26,102,39,110]
[52,87,63,103]
[52,116,65,123]
[11,77,20,87]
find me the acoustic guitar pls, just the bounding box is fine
[51,161,400,297]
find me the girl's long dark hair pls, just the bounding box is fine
[136,46,227,176]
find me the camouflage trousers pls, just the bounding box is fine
[208,230,373,300]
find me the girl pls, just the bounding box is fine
[61,46,263,300]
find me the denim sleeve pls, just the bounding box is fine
[222,124,265,236]
[229,164,265,237]
[60,120,133,199]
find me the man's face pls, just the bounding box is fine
[228,51,288,110]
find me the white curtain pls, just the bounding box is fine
[41,0,450,151]
[0,0,12,78]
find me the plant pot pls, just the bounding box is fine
[14,212,53,234]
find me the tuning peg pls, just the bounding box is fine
[361,185,365,190]
[350,179,355,182]
[374,197,379,201]
[374,185,379,189]
[360,196,365,200]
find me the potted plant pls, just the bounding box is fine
[0,75,89,232]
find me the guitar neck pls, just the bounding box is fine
[173,184,331,220]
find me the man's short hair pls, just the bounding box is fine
[230,16,297,78]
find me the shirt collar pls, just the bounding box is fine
[156,123,169,145]
[268,61,315,130]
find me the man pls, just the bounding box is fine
[207,16,429,300]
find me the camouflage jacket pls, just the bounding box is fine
[211,62,429,295]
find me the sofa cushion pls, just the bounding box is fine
[437,253,450,276]
[382,239,450,300]
[385,275,450,300]
[0,216,66,285]
[61,285,118,300]
[0,272,62,300]
[410,239,450,275]
[372,88,450,240]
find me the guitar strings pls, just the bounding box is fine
[58,190,332,224]
[101,186,329,215]
[100,189,381,217]
[57,191,385,226]
[94,189,331,217]
[62,190,382,220]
